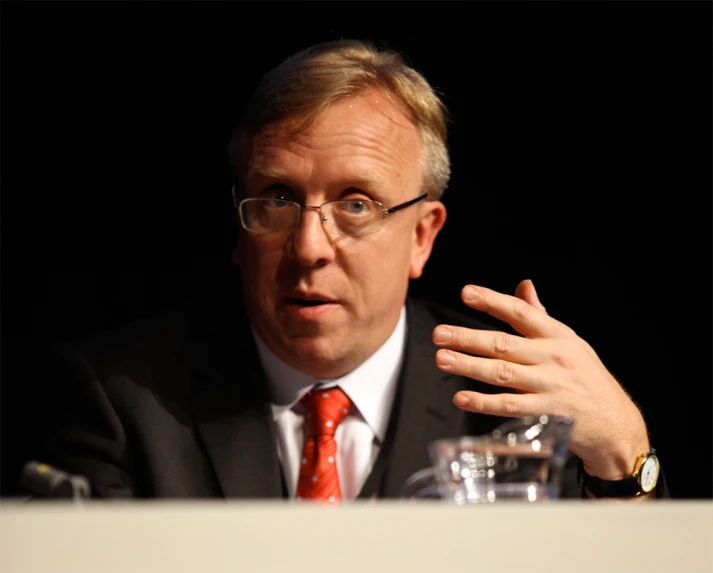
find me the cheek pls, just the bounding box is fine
[239,238,283,290]
[341,235,413,299]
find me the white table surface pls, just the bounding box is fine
[1,500,711,573]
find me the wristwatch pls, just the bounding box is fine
[582,450,660,498]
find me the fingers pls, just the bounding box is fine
[435,349,547,392]
[453,390,548,418]
[433,325,549,365]
[461,284,568,339]
[514,279,546,312]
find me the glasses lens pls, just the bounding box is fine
[240,199,299,234]
[325,200,382,237]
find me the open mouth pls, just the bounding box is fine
[286,298,333,307]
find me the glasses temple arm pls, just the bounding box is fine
[382,193,428,215]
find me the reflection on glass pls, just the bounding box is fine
[401,415,574,503]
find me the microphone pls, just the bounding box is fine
[21,461,91,499]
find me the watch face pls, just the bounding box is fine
[640,456,659,493]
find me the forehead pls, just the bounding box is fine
[246,88,423,192]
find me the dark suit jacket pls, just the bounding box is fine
[37,291,585,499]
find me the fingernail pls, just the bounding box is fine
[463,285,479,303]
[433,326,452,343]
[436,350,456,366]
[454,394,468,406]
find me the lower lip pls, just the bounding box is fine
[283,302,340,320]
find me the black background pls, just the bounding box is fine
[1,1,711,498]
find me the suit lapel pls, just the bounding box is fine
[190,365,283,498]
[375,300,469,497]
[375,299,507,498]
[186,291,283,499]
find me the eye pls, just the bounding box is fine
[347,200,367,214]
[262,184,295,207]
[267,190,292,201]
[266,195,291,208]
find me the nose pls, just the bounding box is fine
[286,207,336,267]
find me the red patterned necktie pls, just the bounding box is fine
[296,387,352,503]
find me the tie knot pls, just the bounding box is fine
[301,387,352,437]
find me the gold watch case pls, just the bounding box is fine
[633,451,660,494]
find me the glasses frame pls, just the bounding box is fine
[231,186,428,237]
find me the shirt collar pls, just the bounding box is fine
[254,306,407,442]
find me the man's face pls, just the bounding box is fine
[237,88,446,379]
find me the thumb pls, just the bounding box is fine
[514,279,546,312]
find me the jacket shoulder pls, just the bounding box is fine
[407,297,510,333]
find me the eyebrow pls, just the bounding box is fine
[249,164,291,181]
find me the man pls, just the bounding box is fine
[35,39,663,500]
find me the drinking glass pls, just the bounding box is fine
[402,415,574,503]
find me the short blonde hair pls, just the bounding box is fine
[229,39,450,199]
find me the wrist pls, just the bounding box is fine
[581,450,660,498]
[582,432,651,480]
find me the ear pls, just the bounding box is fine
[409,201,447,279]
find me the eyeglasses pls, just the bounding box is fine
[232,188,428,238]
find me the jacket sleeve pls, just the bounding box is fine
[35,345,137,498]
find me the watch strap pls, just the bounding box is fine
[580,450,658,498]
[582,472,642,498]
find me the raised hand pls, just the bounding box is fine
[433,279,650,481]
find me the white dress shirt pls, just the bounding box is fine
[254,306,407,500]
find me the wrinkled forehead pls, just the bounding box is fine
[235,88,424,193]
[258,88,416,142]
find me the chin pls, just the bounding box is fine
[282,336,353,379]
